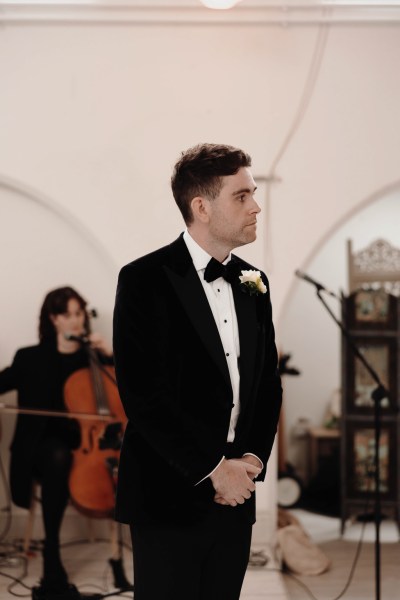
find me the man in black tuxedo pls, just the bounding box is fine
[113,143,282,600]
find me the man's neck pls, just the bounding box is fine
[187,228,231,263]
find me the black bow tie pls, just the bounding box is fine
[204,257,238,284]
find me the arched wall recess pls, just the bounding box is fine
[277,181,400,481]
[0,175,117,273]
[278,178,400,331]
[0,175,118,350]
[0,174,118,351]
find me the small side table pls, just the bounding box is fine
[308,426,340,481]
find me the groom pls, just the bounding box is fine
[113,143,282,600]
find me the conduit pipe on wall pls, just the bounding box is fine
[1,2,400,25]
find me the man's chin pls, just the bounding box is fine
[234,235,256,249]
[244,231,257,244]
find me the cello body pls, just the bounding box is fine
[63,363,125,518]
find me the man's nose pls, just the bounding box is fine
[250,199,261,214]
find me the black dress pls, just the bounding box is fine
[0,341,92,508]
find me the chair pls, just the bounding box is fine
[23,481,40,555]
[23,483,120,559]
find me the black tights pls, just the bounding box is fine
[32,437,72,586]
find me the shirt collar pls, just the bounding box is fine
[183,229,231,272]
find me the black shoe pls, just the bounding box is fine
[32,582,102,600]
[32,582,81,600]
[109,557,134,590]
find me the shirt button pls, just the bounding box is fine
[226,352,230,357]
[217,289,220,292]
[224,319,227,323]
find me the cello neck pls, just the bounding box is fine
[87,346,110,416]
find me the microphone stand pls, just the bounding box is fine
[302,282,388,600]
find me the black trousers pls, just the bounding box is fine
[130,504,252,600]
[32,436,72,586]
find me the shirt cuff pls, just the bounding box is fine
[242,453,264,470]
[194,456,225,486]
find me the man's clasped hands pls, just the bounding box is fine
[210,456,261,507]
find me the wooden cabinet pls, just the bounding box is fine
[308,426,340,481]
[340,289,400,532]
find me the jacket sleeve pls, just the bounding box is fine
[113,264,224,485]
[0,352,20,395]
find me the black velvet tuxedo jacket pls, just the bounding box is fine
[113,234,282,526]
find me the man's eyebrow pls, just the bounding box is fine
[232,186,257,196]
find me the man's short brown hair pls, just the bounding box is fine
[171,143,252,225]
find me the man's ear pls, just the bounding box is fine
[190,196,210,224]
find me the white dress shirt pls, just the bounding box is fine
[183,231,263,483]
[183,230,240,442]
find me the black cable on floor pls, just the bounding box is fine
[0,555,32,598]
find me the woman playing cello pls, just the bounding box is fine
[0,286,130,600]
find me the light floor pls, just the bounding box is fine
[281,509,400,600]
[0,530,287,599]
[1,511,399,599]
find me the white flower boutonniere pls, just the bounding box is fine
[239,270,267,296]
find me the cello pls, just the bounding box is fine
[63,338,126,519]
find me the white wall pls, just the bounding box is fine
[1,3,400,542]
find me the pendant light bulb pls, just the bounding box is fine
[200,0,241,9]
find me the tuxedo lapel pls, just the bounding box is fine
[164,237,231,389]
[230,258,258,406]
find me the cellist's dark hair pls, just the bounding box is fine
[39,286,90,343]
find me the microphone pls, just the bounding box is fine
[64,333,90,344]
[295,270,338,298]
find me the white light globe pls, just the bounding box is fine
[200,0,241,9]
